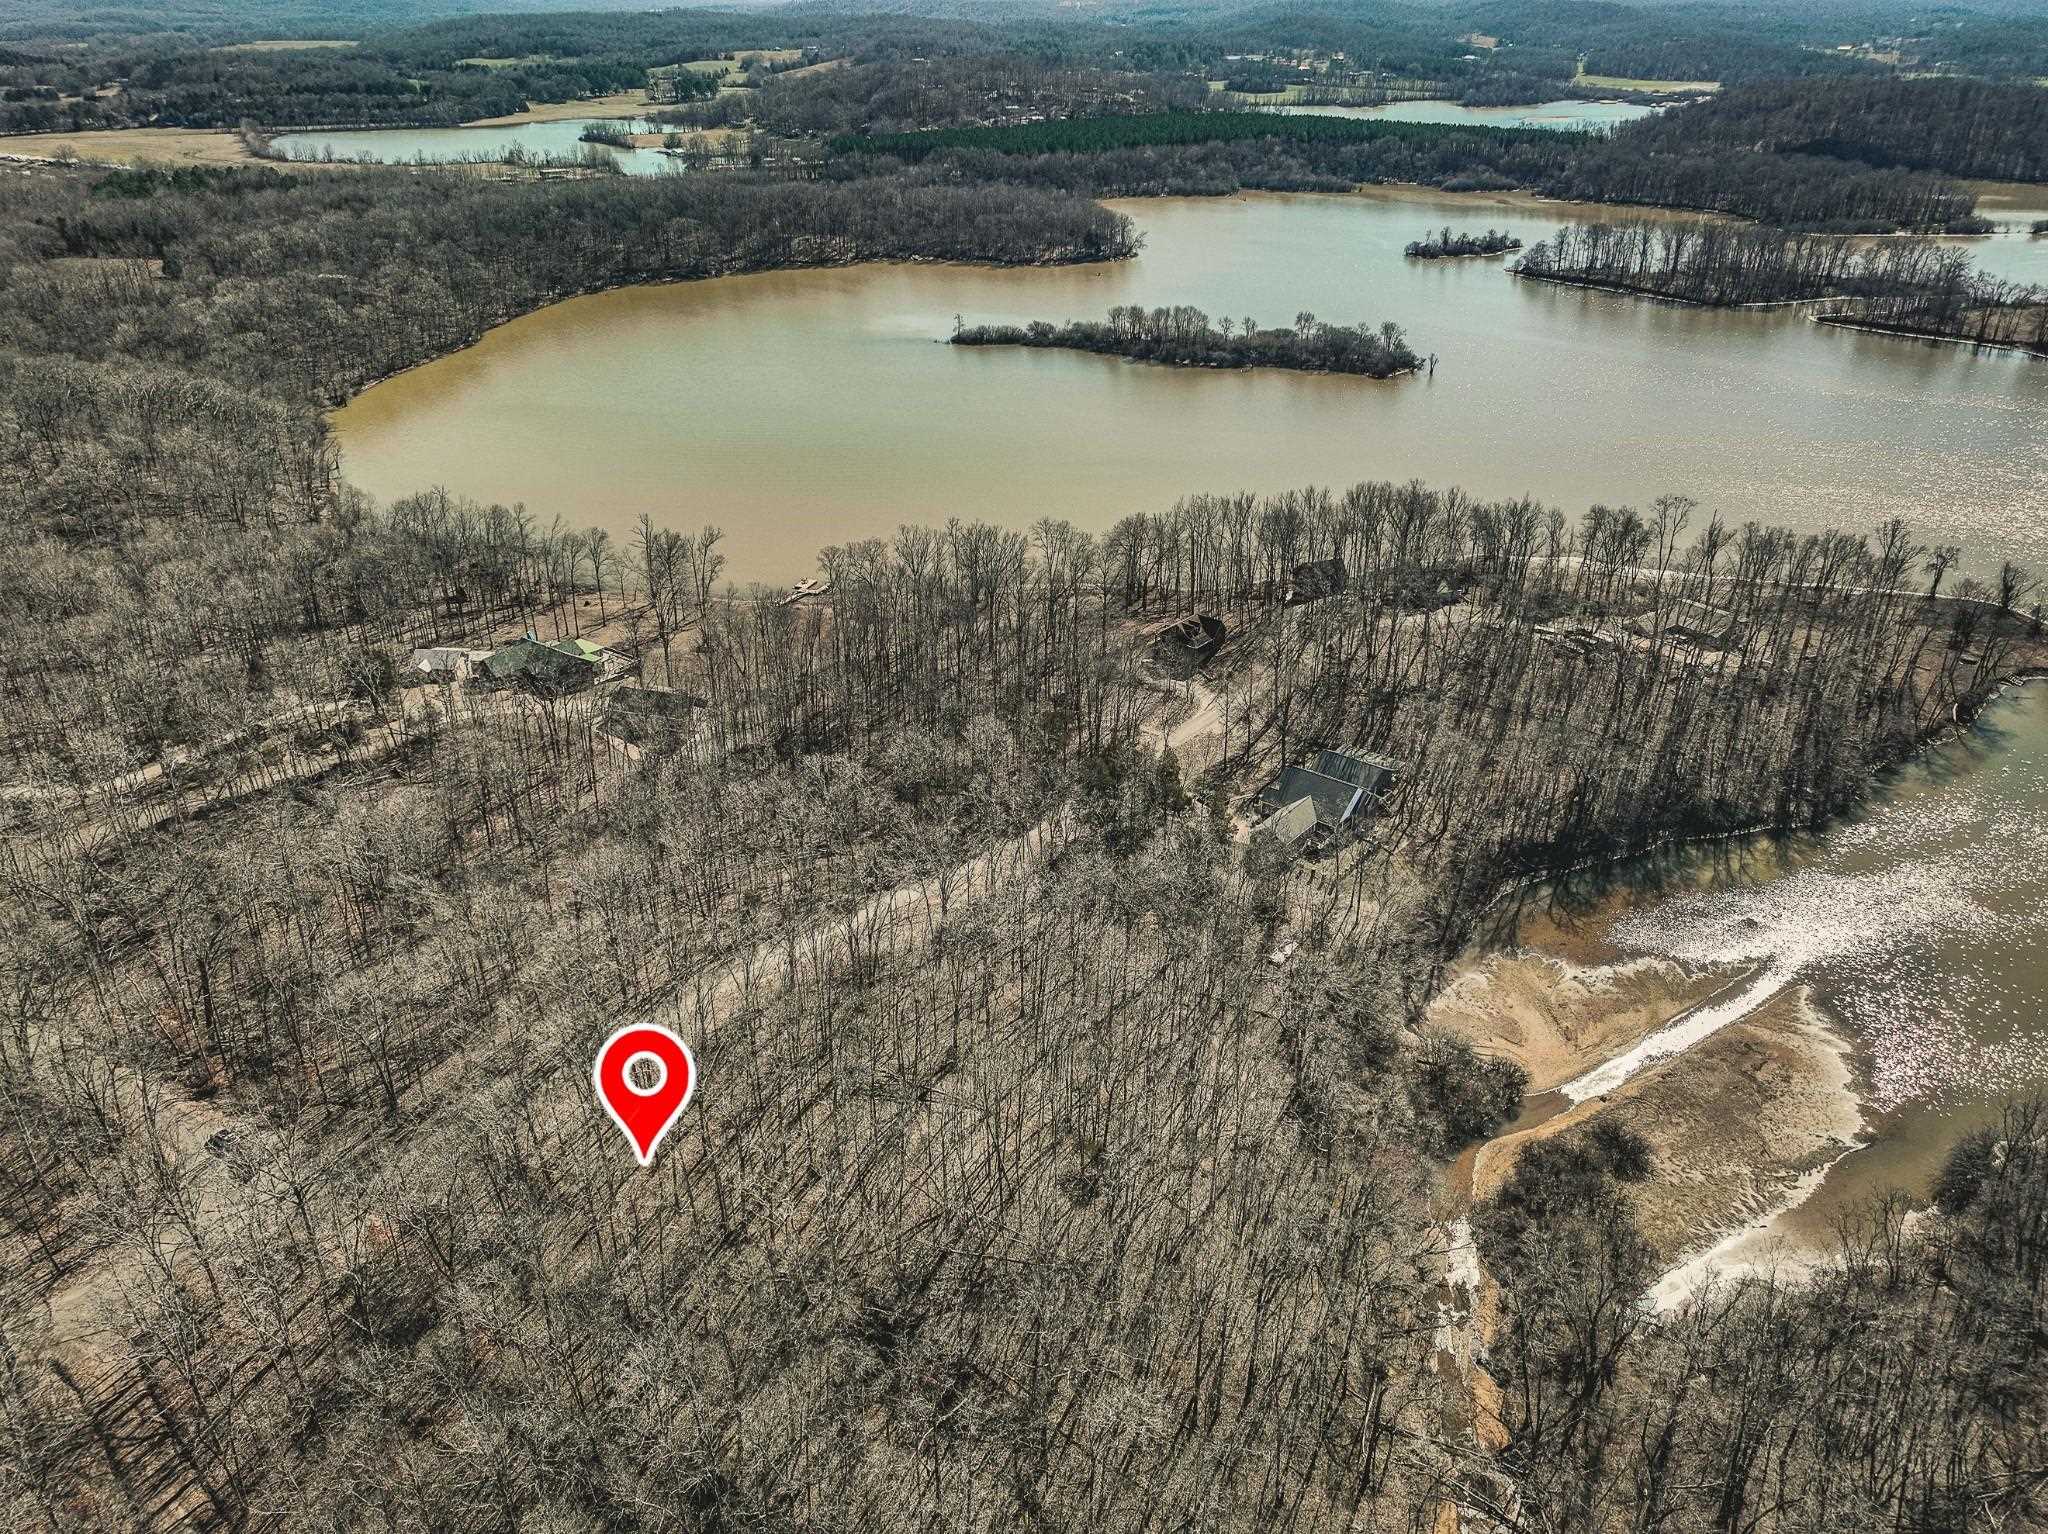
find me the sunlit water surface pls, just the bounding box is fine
[1587,684,2048,1257]
[1277,98,1657,132]
[271,119,680,175]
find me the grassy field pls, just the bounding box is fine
[679,48,805,83]
[213,39,358,53]
[466,90,651,125]
[0,128,289,168]
[1575,68,1719,93]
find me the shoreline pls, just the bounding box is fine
[325,178,1716,420]
[1636,988,1871,1305]
[1511,271,2046,358]
[326,247,1142,407]
[1812,313,2048,360]
[1443,673,2048,1308]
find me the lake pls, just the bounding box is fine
[1277,98,1657,132]
[330,188,2048,587]
[270,118,681,175]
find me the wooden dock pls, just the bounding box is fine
[780,577,831,606]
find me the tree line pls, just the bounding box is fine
[1516,218,2048,354]
[1622,76,2048,184]
[662,54,1209,140]
[832,110,1987,232]
[0,43,706,135]
[951,304,1421,378]
[1405,225,1521,259]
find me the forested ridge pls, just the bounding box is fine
[662,55,1210,139]
[832,111,1986,232]
[3,160,1130,398]
[0,35,696,133]
[1621,77,2048,185]
[9,0,2047,142]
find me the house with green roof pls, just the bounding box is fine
[479,634,622,695]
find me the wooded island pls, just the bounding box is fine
[951,303,1422,377]
[1405,225,1523,259]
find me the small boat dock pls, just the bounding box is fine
[780,577,832,607]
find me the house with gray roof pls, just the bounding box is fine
[404,646,492,684]
[1252,793,1320,851]
[1252,748,1400,850]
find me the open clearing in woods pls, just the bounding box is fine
[466,91,655,125]
[0,129,287,168]
[1574,69,1720,93]
[213,40,359,53]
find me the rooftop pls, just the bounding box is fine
[1256,794,1319,848]
[1258,765,1362,830]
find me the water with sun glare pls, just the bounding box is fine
[1573,683,2048,1247]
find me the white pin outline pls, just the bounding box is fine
[592,1022,698,1168]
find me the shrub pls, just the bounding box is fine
[1407,1030,1529,1147]
[1934,1126,1999,1215]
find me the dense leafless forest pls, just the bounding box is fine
[835,110,1987,233]
[1622,76,2048,183]
[5,11,2048,1524]
[6,159,2047,1528]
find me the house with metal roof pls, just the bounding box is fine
[1285,558,1348,606]
[479,634,622,695]
[1661,599,1744,650]
[1252,748,1400,849]
[1310,749,1398,798]
[404,646,492,684]
[1252,793,1319,851]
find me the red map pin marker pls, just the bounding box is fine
[593,1023,697,1167]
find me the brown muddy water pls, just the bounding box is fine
[329,190,2048,586]
[1539,682,2048,1290]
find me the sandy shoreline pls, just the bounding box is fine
[1432,948,1735,1093]
[1432,902,1872,1298]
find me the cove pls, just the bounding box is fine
[270,118,680,175]
[1564,682,2048,1290]
[1276,98,1658,132]
[329,188,2048,586]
